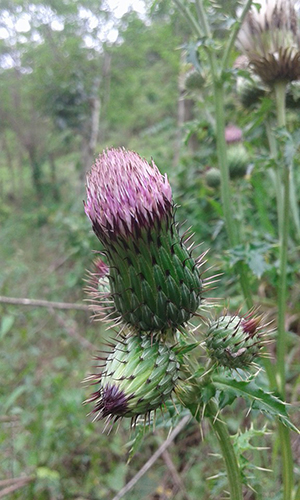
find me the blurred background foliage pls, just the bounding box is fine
[1,0,300,499]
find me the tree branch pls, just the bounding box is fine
[0,476,35,498]
[0,296,90,311]
[111,415,190,500]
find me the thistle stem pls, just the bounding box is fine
[265,118,283,238]
[214,80,253,309]
[274,80,289,396]
[221,0,253,71]
[274,80,293,500]
[206,400,243,500]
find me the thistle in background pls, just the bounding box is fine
[225,125,249,179]
[236,0,300,84]
[204,311,270,369]
[205,167,221,188]
[227,144,249,179]
[84,332,180,424]
[234,55,268,108]
[224,124,243,144]
[85,148,203,335]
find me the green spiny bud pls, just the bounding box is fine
[286,80,300,109]
[227,144,249,179]
[205,168,221,188]
[205,313,266,369]
[236,74,267,109]
[85,333,180,422]
[184,69,205,91]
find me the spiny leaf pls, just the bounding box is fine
[212,375,299,433]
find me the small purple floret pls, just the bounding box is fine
[85,148,173,240]
[93,383,129,418]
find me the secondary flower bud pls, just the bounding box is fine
[227,144,249,179]
[85,148,203,333]
[205,168,221,188]
[85,333,180,422]
[205,313,266,369]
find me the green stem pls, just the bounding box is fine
[265,118,283,237]
[274,80,288,396]
[214,81,236,246]
[221,0,253,71]
[173,0,217,78]
[207,400,243,500]
[173,0,207,41]
[214,80,253,309]
[274,80,293,500]
[278,424,294,500]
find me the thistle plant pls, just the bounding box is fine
[83,140,297,500]
[169,0,299,498]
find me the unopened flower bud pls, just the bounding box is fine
[85,333,180,422]
[227,144,249,179]
[205,313,266,369]
[205,168,221,188]
[236,73,267,108]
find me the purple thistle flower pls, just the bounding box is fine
[225,125,243,144]
[85,148,173,242]
[85,148,204,333]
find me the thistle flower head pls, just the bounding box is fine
[84,148,203,333]
[85,148,172,242]
[85,333,180,423]
[205,311,267,369]
[225,125,243,144]
[236,0,300,84]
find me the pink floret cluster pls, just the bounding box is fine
[85,148,172,239]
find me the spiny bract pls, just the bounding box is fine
[85,333,180,422]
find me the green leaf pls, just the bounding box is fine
[212,375,299,433]
[219,390,237,409]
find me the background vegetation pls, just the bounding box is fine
[1,0,299,499]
